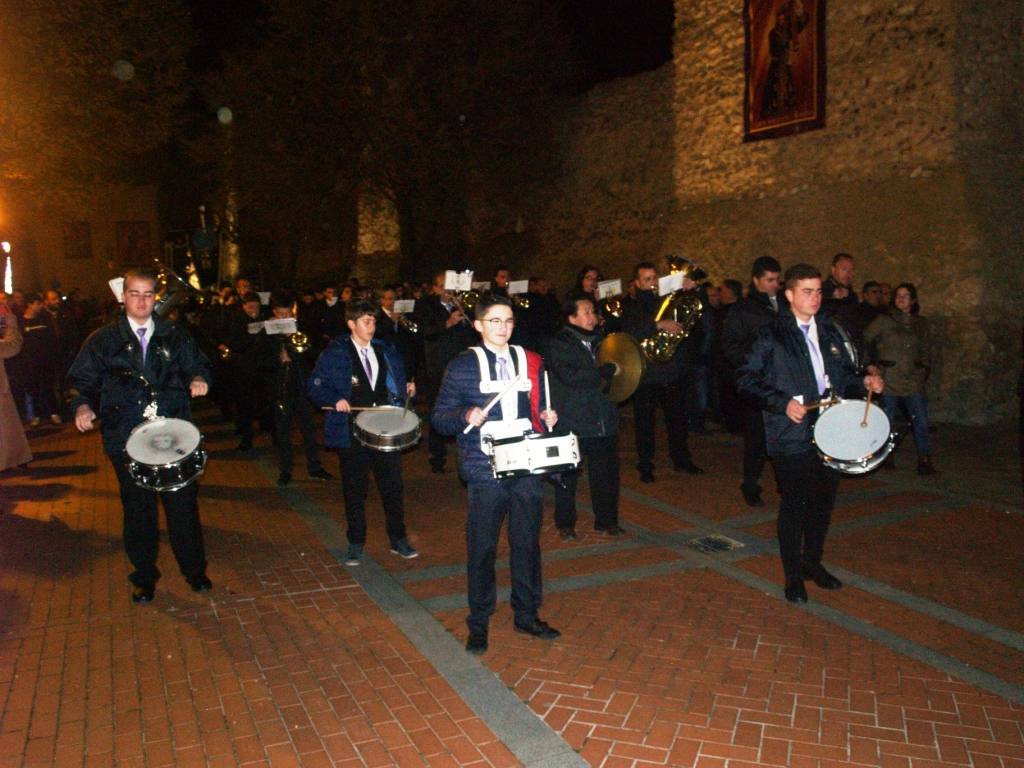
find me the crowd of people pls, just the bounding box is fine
[0,251,938,649]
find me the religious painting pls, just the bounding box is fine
[743,0,826,142]
[116,220,151,265]
[62,221,92,260]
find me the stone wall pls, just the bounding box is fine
[464,0,1023,423]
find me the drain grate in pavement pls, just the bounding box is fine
[689,534,745,553]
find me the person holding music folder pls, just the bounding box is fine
[261,292,332,486]
[431,294,560,655]
[308,299,418,566]
[547,293,624,539]
[736,264,884,604]
[67,267,213,605]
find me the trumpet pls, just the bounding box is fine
[219,346,232,361]
[286,331,311,354]
[600,297,623,319]
[396,314,419,333]
[510,294,530,309]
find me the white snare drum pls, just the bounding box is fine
[489,432,580,479]
[353,407,421,452]
[813,399,894,475]
[126,417,207,492]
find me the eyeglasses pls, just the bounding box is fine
[483,318,515,328]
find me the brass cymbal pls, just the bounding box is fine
[596,332,646,403]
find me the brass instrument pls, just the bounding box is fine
[510,294,530,310]
[219,346,232,361]
[152,258,205,318]
[286,331,311,354]
[277,332,311,412]
[640,256,706,364]
[449,290,479,320]
[396,314,419,333]
[600,297,623,319]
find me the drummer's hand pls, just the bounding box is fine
[864,374,884,394]
[541,409,558,430]
[786,398,807,424]
[189,377,208,397]
[465,406,487,428]
[335,399,351,413]
[406,382,416,398]
[75,405,96,432]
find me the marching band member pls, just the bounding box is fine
[622,261,704,482]
[263,292,332,486]
[231,292,270,451]
[431,294,560,655]
[547,293,624,538]
[308,299,418,566]
[68,267,212,604]
[737,264,883,604]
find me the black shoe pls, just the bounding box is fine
[801,563,842,590]
[465,631,488,655]
[674,462,705,475]
[188,575,213,593]
[132,584,155,604]
[308,467,333,481]
[784,579,808,603]
[277,471,291,486]
[237,439,252,452]
[430,463,445,475]
[741,486,766,507]
[595,524,626,536]
[514,619,561,640]
[557,527,577,541]
[639,470,655,483]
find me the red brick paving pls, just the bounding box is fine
[1,415,1021,768]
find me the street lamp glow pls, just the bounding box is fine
[3,256,11,294]
[1,242,10,253]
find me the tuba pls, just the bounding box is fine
[640,256,706,364]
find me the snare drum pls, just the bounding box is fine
[490,432,580,479]
[813,399,895,474]
[353,407,421,452]
[126,417,207,492]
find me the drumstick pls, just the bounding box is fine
[803,397,836,411]
[543,370,552,433]
[319,405,394,413]
[861,389,873,428]
[462,375,522,434]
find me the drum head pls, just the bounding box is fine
[354,407,420,436]
[126,418,202,465]
[814,400,891,461]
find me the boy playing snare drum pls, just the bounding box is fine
[431,294,559,655]
[308,299,418,564]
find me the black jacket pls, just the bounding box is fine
[621,288,705,384]
[721,288,788,372]
[414,294,475,381]
[545,325,618,438]
[67,315,212,456]
[736,311,864,457]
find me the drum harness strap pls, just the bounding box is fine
[469,345,533,456]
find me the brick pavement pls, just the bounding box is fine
[1,411,1021,767]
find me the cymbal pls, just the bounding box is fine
[596,332,646,403]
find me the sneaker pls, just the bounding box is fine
[344,543,364,566]
[308,467,333,481]
[390,539,419,559]
[49,414,62,425]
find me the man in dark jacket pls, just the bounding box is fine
[737,264,883,604]
[621,261,704,482]
[307,300,417,566]
[722,256,787,507]
[431,294,559,655]
[547,294,623,538]
[68,267,213,604]
[822,252,865,357]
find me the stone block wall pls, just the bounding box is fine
[464,0,1023,423]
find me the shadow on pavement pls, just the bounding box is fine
[0,513,115,578]
[16,465,97,480]
[28,450,77,462]
[0,483,74,503]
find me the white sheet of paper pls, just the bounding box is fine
[257,291,271,305]
[597,279,622,299]
[658,272,683,296]
[248,321,265,335]
[264,318,297,335]
[394,299,415,314]
[108,277,125,303]
[444,270,474,291]
[508,280,529,296]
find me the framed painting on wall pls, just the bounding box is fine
[116,221,151,265]
[743,0,826,142]
[63,221,92,260]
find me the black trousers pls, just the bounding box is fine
[553,434,620,530]
[770,450,840,580]
[466,476,543,633]
[274,392,323,474]
[112,456,207,587]
[337,443,406,546]
[236,379,271,441]
[741,403,768,493]
[633,380,692,472]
